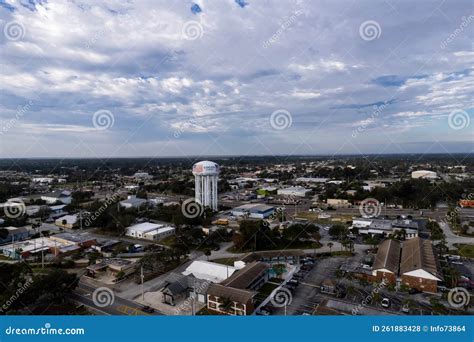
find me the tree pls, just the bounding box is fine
[328,224,348,240]
[220,297,234,313]
[115,270,125,281]
[0,228,9,240]
[204,248,211,261]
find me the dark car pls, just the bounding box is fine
[288,279,299,287]
[141,305,155,313]
[408,288,421,295]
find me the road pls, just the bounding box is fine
[439,221,474,247]
[70,282,164,315]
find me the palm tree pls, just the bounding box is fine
[220,297,234,314]
[327,242,333,254]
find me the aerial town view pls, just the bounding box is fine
[0,0,472,341]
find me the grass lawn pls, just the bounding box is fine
[454,244,474,258]
[226,241,321,254]
[159,236,176,247]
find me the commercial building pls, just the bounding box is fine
[133,172,152,180]
[125,222,175,241]
[371,239,401,284]
[400,237,442,293]
[207,262,270,316]
[295,177,329,183]
[119,195,148,209]
[352,217,419,239]
[86,258,138,282]
[41,190,72,204]
[0,226,30,244]
[193,160,220,211]
[0,237,80,260]
[231,203,275,219]
[277,186,311,197]
[411,170,437,179]
[49,232,96,248]
[327,198,350,207]
[55,214,80,229]
[161,272,210,306]
[182,260,237,283]
[369,237,442,293]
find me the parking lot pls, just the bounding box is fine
[265,252,470,316]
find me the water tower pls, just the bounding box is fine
[192,160,220,210]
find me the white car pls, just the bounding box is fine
[381,298,391,308]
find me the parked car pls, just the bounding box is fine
[257,309,271,316]
[381,298,391,308]
[288,279,299,287]
[408,288,421,295]
[259,305,274,315]
[141,305,155,313]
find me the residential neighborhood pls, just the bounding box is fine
[0,156,472,317]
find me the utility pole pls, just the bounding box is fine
[192,278,196,316]
[41,239,44,269]
[141,265,145,302]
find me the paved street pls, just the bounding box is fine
[439,221,474,247]
[71,282,164,315]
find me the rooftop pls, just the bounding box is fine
[182,260,237,283]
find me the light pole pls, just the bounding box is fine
[141,265,144,302]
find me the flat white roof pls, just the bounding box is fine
[144,227,175,235]
[182,260,237,283]
[1,237,74,253]
[126,222,163,233]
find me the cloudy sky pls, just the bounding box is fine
[0,0,472,158]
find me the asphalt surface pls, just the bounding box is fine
[70,282,164,316]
